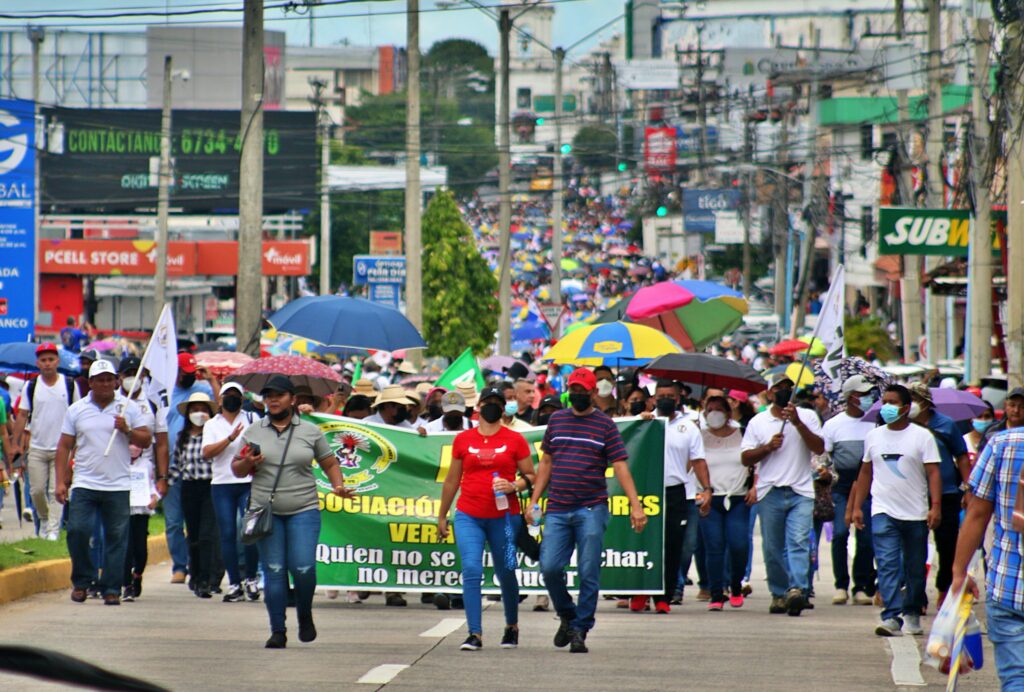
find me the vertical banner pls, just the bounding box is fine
[308,414,666,594]
[0,99,36,341]
[644,127,676,174]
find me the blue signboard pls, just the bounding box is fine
[682,188,740,234]
[0,99,35,341]
[353,255,406,286]
[368,282,400,310]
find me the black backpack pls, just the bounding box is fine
[26,375,77,421]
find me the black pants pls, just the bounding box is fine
[657,484,688,605]
[123,514,150,582]
[180,479,218,589]
[932,493,962,595]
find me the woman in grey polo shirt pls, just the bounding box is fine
[233,375,352,649]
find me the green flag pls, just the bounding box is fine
[434,348,484,391]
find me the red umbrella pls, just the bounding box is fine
[195,351,254,378]
[769,339,812,356]
[227,355,341,397]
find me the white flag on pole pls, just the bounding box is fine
[816,266,846,392]
[143,304,178,409]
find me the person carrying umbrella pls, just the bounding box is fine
[907,382,971,610]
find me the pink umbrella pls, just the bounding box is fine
[195,351,254,378]
[227,354,341,397]
[85,339,119,352]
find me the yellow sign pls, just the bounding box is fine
[592,340,624,354]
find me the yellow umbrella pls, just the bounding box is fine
[542,321,682,366]
[785,362,816,389]
[798,335,827,357]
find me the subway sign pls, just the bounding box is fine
[878,207,1005,257]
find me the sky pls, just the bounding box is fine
[0,1,626,57]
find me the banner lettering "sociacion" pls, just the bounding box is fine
[304,414,666,595]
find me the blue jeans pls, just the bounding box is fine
[871,513,928,623]
[67,488,129,596]
[211,483,259,586]
[744,503,758,583]
[676,499,700,594]
[699,496,750,599]
[257,509,321,634]
[758,486,813,597]
[832,491,876,593]
[540,504,609,634]
[988,600,1024,691]
[163,481,189,575]
[454,510,521,635]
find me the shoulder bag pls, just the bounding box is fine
[240,424,295,545]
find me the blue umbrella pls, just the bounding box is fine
[268,296,426,351]
[0,343,82,375]
[512,321,549,342]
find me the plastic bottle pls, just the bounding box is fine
[529,503,543,530]
[493,472,509,511]
[963,613,984,670]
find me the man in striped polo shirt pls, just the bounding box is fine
[530,367,648,653]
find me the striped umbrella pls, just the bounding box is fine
[541,321,682,367]
[625,280,748,352]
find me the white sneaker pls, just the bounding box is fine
[45,531,59,541]
[903,614,924,635]
[832,589,849,605]
[875,618,903,637]
[852,591,874,606]
[21,508,34,523]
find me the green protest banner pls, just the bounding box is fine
[434,347,485,391]
[306,413,665,594]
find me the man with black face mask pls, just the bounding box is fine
[421,391,475,433]
[635,380,709,614]
[365,385,416,429]
[532,395,562,427]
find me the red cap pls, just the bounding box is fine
[727,389,750,403]
[35,343,58,356]
[177,352,197,373]
[567,367,597,391]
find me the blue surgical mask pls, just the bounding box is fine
[972,418,993,434]
[504,401,518,417]
[879,403,903,425]
[857,394,876,411]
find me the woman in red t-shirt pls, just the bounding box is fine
[438,386,536,652]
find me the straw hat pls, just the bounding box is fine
[456,382,480,407]
[352,378,376,397]
[176,391,218,416]
[373,384,415,408]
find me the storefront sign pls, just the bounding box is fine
[878,207,1005,256]
[0,99,36,341]
[644,127,676,173]
[353,255,406,285]
[683,188,741,234]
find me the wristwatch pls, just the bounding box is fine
[959,482,970,493]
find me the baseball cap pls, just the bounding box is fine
[841,375,874,398]
[118,355,142,375]
[79,348,100,363]
[35,342,58,356]
[177,352,197,374]
[766,373,794,389]
[727,389,750,403]
[908,382,933,405]
[260,374,296,395]
[478,386,506,404]
[1007,387,1024,401]
[538,394,563,411]
[88,360,117,378]
[440,391,466,413]
[221,381,245,397]
[567,367,597,391]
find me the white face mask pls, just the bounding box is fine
[909,402,922,419]
[122,376,137,394]
[596,380,614,397]
[189,411,210,427]
[705,411,728,430]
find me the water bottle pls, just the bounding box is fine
[493,472,509,511]
[963,613,984,670]
[529,503,543,530]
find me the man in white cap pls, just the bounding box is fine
[55,359,151,605]
[365,385,416,429]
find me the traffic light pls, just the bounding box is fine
[618,162,628,172]
[656,206,668,217]
[536,117,545,125]
[560,143,572,155]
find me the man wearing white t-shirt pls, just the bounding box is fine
[852,384,941,637]
[11,342,81,540]
[55,360,151,605]
[741,373,824,617]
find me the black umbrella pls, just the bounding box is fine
[592,293,635,324]
[642,353,767,393]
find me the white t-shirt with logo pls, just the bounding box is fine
[863,423,941,521]
[202,410,258,485]
[62,393,147,492]
[663,413,706,496]
[20,375,81,451]
[741,406,823,499]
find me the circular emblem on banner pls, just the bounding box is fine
[318,420,397,493]
[0,109,28,176]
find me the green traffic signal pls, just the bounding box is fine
[536,117,545,125]
[656,206,668,217]
[560,143,572,155]
[617,162,627,171]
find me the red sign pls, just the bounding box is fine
[370,230,403,255]
[644,127,677,173]
[40,239,310,276]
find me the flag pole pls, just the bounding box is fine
[103,304,169,456]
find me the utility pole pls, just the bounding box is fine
[695,23,708,184]
[309,78,332,296]
[895,0,922,363]
[155,55,173,313]
[405,0,423,339]
[967,10,992,384]
[1005,19,1024,389]
[924,0,947,362]
[236,0,265,356]
[742,107,754,298]
[773,101,790,328]
[550,46,565,303]
[790,27,820,337]
[497,8,513,355]
[28,26,43,328]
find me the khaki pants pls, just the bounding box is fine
[27,447,59,533]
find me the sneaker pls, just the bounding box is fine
[170,571,187,584]
[460,634,482,651]
[122,586,135,602]
[569,630,588,654]
[103,593,121,606]
[729,595,744,608]
[696,589,711,602]
[195,584,213,599]
[832,589,849,605]
[245,579,261,602]
[433,593,451,610]
[298,615,317,643]
[500,626,519,649]
[223,584,246,602]
[875,618,903,637]
[629,595,649,612]
[45,531,59,541]
[769,597,788,614]
[265,631,287,649]
[707,601,724,611]
[553,617,573,648]
[21,508,33,523]
[533,595,550,612]
[670,590,683,605]
[655,601,671,614]
[88,587,102,599]
[131,574,143,599]
[345,591,362,603]
[903,614,924,636]
[785,588,806,617]
[385,593,407,607]
[741,582,753,597]
[852,591,874,606]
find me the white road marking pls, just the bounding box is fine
[887,638,926,687]
[357,664,409,685]
[419,617,465,638]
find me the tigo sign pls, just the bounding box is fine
[878,207,1004,257]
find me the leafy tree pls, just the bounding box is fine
[572,125,618,170]
[422,190,498,357]
[845,317,898,361]
[424,39,494,126]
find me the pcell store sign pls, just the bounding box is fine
[878,207,1005,257]
[0,99,36,341]
[353,255,406,286]
[682,189,740,234]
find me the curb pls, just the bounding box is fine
[0,534,169,606]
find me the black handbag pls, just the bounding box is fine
[240,424,294,546]
[515,493,541,561]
